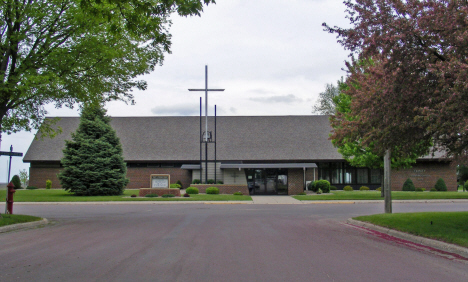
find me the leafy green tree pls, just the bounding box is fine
[18,169,29,187]
[0,0,215,147]
[58,104,128,195]
[312,81,341,115]
[324,0,468,162]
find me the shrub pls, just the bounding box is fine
[315,180,331,193]
[176,180,183,188]
[297,192,306,195]
[183,193,190,197]
[359,186,370,191]
[192,179,201,184]
[131,194,137,197]
[206,187,219,194]
[162,194,175,198]
[307,181,317,192]
[26,186,38,190]
[216,180,224,184]
[233,191,243,195]
[170,183,181,189]
[343,186,353,191]
[465,180,468,191]
[430,188,437,192]
[316,188,323,194]
[434,178,447,191]
[330,186,337,190]
[145,194,159,197]
[46,179,52,189]
[11,175,22,189]
[376,187,381,191]
[415,187,425,192]
[402,178,415,191]
[207,179,215,184]
[186,187,199,194]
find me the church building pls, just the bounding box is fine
[23,115,457,194]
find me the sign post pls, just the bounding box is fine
[0,145,23,214]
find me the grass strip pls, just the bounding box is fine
[0,214,42,227]
[0,189,252,202]
[293,191,468,201]
[353,212,468,248]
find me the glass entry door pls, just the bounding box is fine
[246,168,288,195]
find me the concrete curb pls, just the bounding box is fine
[347,218,468,259]
[0,218,49,234]
[12,201,252,205]
[302,199,468,204]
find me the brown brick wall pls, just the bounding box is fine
[138,188,181,197]
[29,167,62,188]
[191,184,249,195]
[288,169,305,195]
[126,167,192,189]
[391,162,457,191]
[29,166,193,189]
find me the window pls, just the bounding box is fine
[357,169,368,184]
[370,169,381,184]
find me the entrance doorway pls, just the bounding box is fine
[246,168,288,195]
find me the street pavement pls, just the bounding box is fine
[0,201,467,281]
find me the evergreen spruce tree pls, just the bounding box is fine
[58,104,128,195]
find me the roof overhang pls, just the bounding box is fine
[181,164,201,170]
[220,163,317,169]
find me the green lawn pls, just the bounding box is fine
[0,189,252,202]
[293,190,468,201]
[0,214,43,227]
[354,212,468,248]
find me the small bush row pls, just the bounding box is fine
[402,177,448,192]
[191,179,224,184]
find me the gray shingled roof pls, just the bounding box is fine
[23,115,444,163]
[24,115,345,162]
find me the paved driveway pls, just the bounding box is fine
[1,202,467,281]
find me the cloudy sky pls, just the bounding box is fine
[1,0,351,182]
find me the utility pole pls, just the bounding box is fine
[384,149,392,213]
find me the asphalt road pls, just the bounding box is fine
[1,202,467,281]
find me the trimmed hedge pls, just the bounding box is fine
[206,187,219,194]
[402,178,415,191]
[315,180,331,193]
[307,181,317,192]
[186,187,199,194]
[192,179,201,184]
[343,186,353,191]
[330,186,337,190]
[162,194,175,198]
[415,187,425,192]
[233,191,243,195]
[170,183,181,189]
[359,186,370,191]
[11,175,22,189]
[434,178,447,191]
[145,194,159,198]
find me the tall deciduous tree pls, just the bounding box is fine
[312,82,340,115]
[0,0,215,147]
[58,104,128,195]
[323,0,468,162]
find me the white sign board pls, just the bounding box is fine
[151,175,170,188]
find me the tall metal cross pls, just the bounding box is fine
[188,65,224,141]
